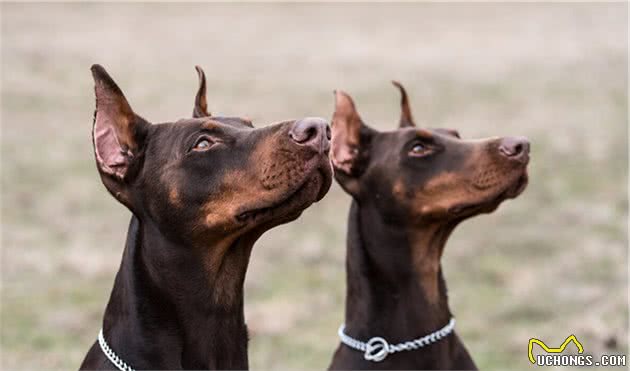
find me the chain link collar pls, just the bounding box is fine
[337,318,456,362]
[98,328,136,371]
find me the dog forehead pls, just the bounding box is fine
[170,117,252,130]
[371,128,417,148]
[212,116,254,128]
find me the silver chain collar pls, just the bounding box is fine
[98,328,136,371]
[337,317,456,362]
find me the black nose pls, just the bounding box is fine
[289,117,331,154]
[499,136,530,162]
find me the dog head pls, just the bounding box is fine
[91,65,332,247]
[330,82,529,226]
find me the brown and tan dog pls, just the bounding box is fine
[80,65,332,370]
[329,83,529,370]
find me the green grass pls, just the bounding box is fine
[2,2,628,370]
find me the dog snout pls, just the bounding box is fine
[498,136,530,163]
[289,117,331,154]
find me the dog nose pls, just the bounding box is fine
[499,136,530,162]
[289,117,331,154]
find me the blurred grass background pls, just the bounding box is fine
[1,3,627,370]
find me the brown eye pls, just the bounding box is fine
[412,143,425,152]
[409,142,431,157]
[193,138,213,151]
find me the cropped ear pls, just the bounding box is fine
[91,64,149,205]
[331,90,374,195]
[392,81,416,128]
[193,65,210,118]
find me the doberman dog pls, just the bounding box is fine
[79,65,332,370]
[328,83,529,370]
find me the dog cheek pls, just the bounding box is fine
[199,170,254,229]
[413,173,471,217]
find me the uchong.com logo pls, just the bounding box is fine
[528,335,626,367]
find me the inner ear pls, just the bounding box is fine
[193,65,210,118]
[330,90,374,179]
[331,90,362,175]
[91,64,148,181]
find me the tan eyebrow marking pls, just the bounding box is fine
[416,129,433,139]
[202,120,221,130]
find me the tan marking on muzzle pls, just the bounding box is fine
[199,131,307,229]
[203,170,254,227]
[414,172,472,215]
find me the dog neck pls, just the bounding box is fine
[100,215,254,369]
[343,199,456,344]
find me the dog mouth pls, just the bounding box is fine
[505,171,529,199]
[235,159,332,224]
[235,176,318,222]
[449,169,528,215]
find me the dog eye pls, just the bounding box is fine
[409,143,432,157]
[193,138,214,151]
[409,143,429,156]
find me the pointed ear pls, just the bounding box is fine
[193,66,210,118]
[392,81,416,128]
[331,90,363,175]
[91,65,149,203]
[331,91,375,195]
